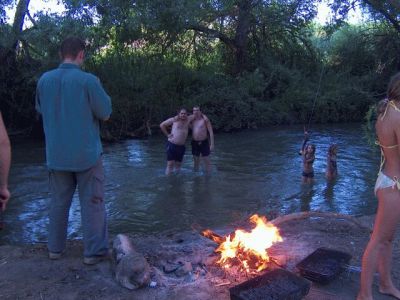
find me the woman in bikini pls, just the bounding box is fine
[326,144,338,180]
[358,73,400,300]
[300,131,316,184]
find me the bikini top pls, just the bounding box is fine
[379,100,400,121]
[376,100,400,172]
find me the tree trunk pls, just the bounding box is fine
[0,0,30,65]
[186,0,254,76]
[233,0,252,75]
[11,0,30,51]
[0,0,30,126]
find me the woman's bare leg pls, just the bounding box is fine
[357,189,400,300]
[378,240,400,298]
[377,202,400,299]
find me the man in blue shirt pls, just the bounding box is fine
[36,37,112,265]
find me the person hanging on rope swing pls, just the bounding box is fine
[299,65,323,184]
[299,130,316,184]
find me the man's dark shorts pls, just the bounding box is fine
[191,139,210,157]
[166,141,185,162]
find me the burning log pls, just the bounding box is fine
[201,229,225,244]
[201,214,283,273]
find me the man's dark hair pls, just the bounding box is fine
[178,107,187,114]
[60,37,86,60]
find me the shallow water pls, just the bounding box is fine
[1,123,379,244]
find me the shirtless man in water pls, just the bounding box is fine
[160,108,191,175]
[191,106,214,173]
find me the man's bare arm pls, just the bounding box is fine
[187,114,195,129]
[160,117,175,137]
[0,113,11,211]
[204,115,214,151]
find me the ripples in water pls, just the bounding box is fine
[2,123,379,244]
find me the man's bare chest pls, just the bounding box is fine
[173,121,189,131]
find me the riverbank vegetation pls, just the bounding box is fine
[1,0,399,139]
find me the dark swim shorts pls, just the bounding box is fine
[166,141,186,162]
[191,139,210,157]
[302,171,314,178]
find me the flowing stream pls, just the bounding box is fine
[1,123,379,244]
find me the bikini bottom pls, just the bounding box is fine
[302,171,314,178]
[374,171,400,195]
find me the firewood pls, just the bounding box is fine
[269,211,372,232]
[201,229,225,244]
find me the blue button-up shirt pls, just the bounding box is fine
[35,63,112,171]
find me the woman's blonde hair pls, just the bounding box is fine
[387,72,400,102]
[377,72,400,115]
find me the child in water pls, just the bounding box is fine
[326,144,338,180]
[300,131,316,184]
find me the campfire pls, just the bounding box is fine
[202,214,283,273]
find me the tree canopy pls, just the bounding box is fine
[1,0,399,137]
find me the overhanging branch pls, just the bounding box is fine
[185,23,237,51]
[363,0,400,32]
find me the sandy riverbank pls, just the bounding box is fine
[0,214,398,300]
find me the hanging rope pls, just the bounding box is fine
[305,65,325,132]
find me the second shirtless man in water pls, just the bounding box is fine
[191,106,214,173]
[160,108,191,175]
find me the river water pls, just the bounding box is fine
[1,123,379,244]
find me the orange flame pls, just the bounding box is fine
[216,214,283,272]
[202,229,225,244]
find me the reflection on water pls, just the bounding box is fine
[1,123,379,244]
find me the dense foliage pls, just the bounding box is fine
[1,0,400,138]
